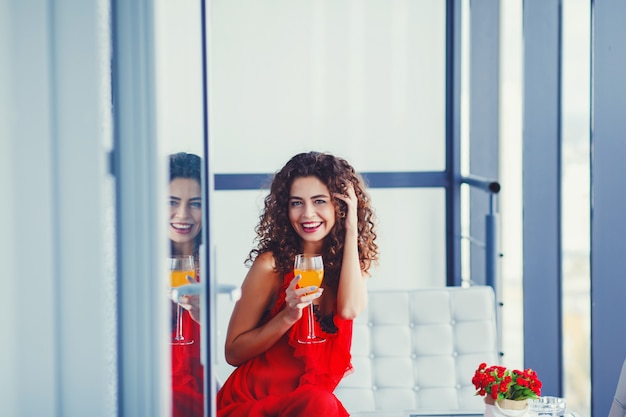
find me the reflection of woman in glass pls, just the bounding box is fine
[217,151,379,417]
[169,152,204,417]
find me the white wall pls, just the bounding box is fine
[208,0,447,174]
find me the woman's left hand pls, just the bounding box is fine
[334,182,358,231]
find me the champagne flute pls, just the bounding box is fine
[294,254,325,344]
[169,255,195,345]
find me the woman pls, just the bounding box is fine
[217,151,378,417]
[169,152,204,417]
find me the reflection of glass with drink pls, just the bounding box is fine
[294,254,325,344]
[169,255,195,345]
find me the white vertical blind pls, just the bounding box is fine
[0,1,114,416]
[112,1,171,416]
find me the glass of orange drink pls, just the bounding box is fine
[169,255,195,345]
[294,254,325,344]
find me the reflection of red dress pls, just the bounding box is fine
[216,272,353,417]
[172,308,204,417]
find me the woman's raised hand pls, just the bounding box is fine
[334,182,358,231]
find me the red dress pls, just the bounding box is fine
[172,305,205,417]
[216,272,353,417]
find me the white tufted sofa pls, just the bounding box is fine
[334,286,499,417]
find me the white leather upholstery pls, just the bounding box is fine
[334,286,498,417]
[609,358,626,417]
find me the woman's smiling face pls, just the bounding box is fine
[169,177,202,250]
[288,176,336,251]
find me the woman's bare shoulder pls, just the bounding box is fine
[242,251,281,290]
[252,251,277,270]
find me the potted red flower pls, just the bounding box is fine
[472,363,542,416]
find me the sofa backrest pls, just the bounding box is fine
[334,286,499,416]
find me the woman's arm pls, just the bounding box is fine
[224,251,322,366]
[334,184,368,320]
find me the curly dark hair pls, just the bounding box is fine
[169,152,203,254]
[170,152,201,183]
[246,151,378,291]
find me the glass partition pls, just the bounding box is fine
[155,1,207,416]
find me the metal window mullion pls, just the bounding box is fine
[468,0,500,287]
[522,0,563,397]
[590,1,626,416]
[446,0,463,286]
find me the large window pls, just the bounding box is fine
[207,0,451,388]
